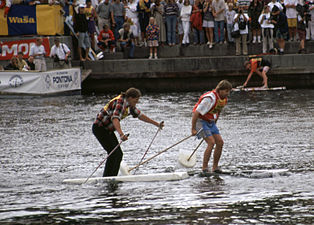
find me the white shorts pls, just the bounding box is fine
[203,20,214,28]
[263,66,270,73]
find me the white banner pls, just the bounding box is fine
[0,68,81,95]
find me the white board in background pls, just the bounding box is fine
[63,172,189,184]
[232,86,286,92]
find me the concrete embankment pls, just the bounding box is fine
[80,52,314,93]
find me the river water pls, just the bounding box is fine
[0,90,313,224]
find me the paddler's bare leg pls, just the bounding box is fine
[203,136,215,171]
[212,134,224,172]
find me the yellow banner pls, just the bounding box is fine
[0,9,8,36]
[36,5,64,35]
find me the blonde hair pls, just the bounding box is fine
[216,80,232,91]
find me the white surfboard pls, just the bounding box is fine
[63,171,189,184]
[232,86,286,92]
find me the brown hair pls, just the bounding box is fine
[216,80,232,91]
[125,87,142,98]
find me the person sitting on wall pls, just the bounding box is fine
[29,37,47,72]
[27,56,35,70]
[50,38,72,69]
[4,56,19,70]
[118,23,135,58]
[17,51,30,71]
[242,57,271,88]
[97,24,116,53]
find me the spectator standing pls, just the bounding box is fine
[203,0,215,48]
[111,0,126,41]
[97,0,111,31]
[248,0,263,43]
[137,0,152,46]
[225,3,236,44]
[29,37,47,71]
[308,0,314,40]
[4,57,19,70]
[297,4,307,53]
[126,0,140,46]
[271,5,288,54]
[97,24,116,53]
[177,0,184,44]
[164,0,179,46]
[284,0,298,41]
[180,0,192,46]
[74,4,91,61]
[27,56,35,70]
[212,0,226,44]
[146,17,160,59]
[118,23,135,58]
[234,6,249,55]
[191,0,205,44]
[152,0,167,45]
[50,38,72,69]
[17,52,29,71]
[259,5,274,53]
[85,0,97,50]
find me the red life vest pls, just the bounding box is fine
[192,90,228,121]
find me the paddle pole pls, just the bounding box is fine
[128,134,193,172]
[84,134,129,184]
[133,121,164,174]
[188,139,204,161]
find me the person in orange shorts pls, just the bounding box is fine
[242,58,271,88]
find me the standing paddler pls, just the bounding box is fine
[191,80,232,173]
[92,87,164,177]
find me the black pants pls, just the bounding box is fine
[92,124,123,177]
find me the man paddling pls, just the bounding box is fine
[191,80,232,173]
[93,88,164,177]
[242,57,271,88]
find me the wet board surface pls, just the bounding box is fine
[232,87,287,92]
[189,169,291,179]
[63,172,189,184]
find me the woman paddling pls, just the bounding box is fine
[92,88,164,177]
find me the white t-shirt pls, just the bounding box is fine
[284,0,298,19]
[234,13,249,34]
[226,9,236,24]
[196,93,216,116]
[50,43,71,60]
[180,5,192,22]
[258,13,275,28]
[30,45,46,59]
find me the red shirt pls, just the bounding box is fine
[97,29,115,42]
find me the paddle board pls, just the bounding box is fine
[232,86,286,92]
[63,171,189,184]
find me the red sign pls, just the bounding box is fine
[0,38,50,60]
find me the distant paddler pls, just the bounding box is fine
[242,57,271,88]
[92,87,164,177]
[191,80,232,173]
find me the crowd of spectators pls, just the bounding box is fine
[1,0,314,66]
[68,0,314,59]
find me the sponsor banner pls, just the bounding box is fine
[0,68,81,94]
[7,5,37,36]
[0,5,64,36]
[0,38,50,61]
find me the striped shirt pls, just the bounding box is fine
[164,3,179,16]
[94,94,141,131]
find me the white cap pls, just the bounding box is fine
[79,4,85,8]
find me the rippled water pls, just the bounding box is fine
[0,90,313,224]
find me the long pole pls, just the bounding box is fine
[133,122,164,174]
[84,134,129,184]
[128,135,192,172]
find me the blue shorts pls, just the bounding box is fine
[197,120,220,139]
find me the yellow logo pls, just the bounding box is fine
[8,16,36,24]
